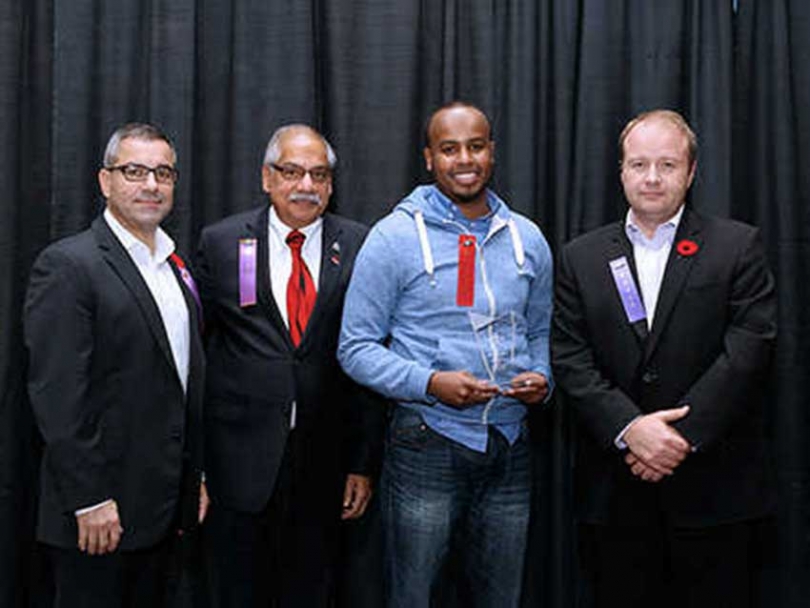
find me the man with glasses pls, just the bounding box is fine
[551,110,777,607]
[24,123,207,607]
[338,101,554,607]
[196,124,383,607]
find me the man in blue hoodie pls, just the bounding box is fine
[338,102,553,607]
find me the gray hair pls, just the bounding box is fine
[262,124,337,168]
[103,123,177,167]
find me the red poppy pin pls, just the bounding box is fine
[676,239,699,257]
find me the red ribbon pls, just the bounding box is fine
[457,234,476,307]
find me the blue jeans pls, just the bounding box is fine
[381,407,531,608]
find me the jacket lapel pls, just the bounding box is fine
[643,209,702,361]
[313,214,343,312]
[607,222,649,344]
[248,207,290,340]
[169,257,205,393]
[92,217,177,375]
[253,210,341,351]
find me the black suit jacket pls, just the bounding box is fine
[196,206,384,513]
[24,216,205,550]
[552,209,777,527]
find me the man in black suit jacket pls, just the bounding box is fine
[197,124,383,608]
[552,110,777,608]
[24,123,207,607]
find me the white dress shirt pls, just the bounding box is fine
[267,206,323,429]
[104,209,190,392]
[268,206,323,328]
[624,205,684,329]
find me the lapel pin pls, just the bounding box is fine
[676,239,699,257]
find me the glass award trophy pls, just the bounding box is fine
[468,310,521,392]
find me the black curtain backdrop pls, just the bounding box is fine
[1,1,808,606]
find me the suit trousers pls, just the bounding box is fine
[578,517,774,608]
[205,429,342,608]
[46,536,174,608]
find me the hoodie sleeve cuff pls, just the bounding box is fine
[412,367,438,405]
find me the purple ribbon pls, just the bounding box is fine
[239,238,257,307]
[608,256,646,324]
[179,268,201,313]
[169,253,203,329]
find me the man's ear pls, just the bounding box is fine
[423,147,432,172]
[261,164,272,194]
[98,168,111,198]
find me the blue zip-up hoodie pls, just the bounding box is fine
[338,185,553,451]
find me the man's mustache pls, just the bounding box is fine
[137,192,166,202]
[290,193,321,205]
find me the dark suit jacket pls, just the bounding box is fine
[24,216,205,550]
[551,209,777,527]
[196,206,384,514]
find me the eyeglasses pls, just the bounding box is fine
[270,163,332,184]
[105,163,179,184]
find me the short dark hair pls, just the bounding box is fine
[423,101,493,148]
[103,123,177,166]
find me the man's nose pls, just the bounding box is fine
[299,171,315,189]
[144,171,159,188]
[644,165,661,182]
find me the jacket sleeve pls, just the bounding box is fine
[24,247,111,512]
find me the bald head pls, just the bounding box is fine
[425,102,492,148]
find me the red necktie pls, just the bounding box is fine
[286,230,317,346]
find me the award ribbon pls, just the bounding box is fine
[608,256,646,324]
[457,234,476,307]
[239,238,257,307]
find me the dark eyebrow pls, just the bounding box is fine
[437,137,487,146]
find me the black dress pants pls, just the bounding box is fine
[578,517,773,608]
[205,430,343,608]
[46,536,173,608]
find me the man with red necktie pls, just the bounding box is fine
[196,124,384,607]
[285,228,316,346]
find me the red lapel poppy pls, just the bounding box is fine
[676,239,699,257]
